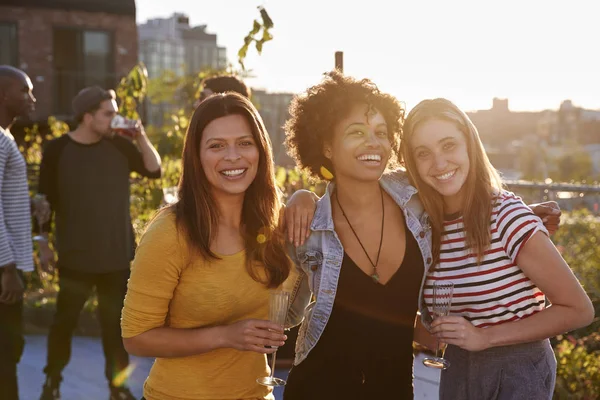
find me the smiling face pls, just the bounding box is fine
[200,113,260,199]
[326,103,392,183]
[411,119,470,213]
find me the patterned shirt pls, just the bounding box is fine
[0,127,34,271]
[424,191,548,328]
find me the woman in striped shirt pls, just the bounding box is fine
[401,98,594,399]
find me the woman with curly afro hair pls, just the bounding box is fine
[282,70,434,399]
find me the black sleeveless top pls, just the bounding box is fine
[284,224,424,400]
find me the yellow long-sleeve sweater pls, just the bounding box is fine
[121,210,282,400]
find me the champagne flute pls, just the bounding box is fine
[257,291,290,387]
[423,282,454,370]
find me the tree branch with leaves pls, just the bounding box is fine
[238,6,274,70]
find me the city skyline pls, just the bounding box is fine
[136,0,600,113]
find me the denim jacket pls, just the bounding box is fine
[285,170,434,366]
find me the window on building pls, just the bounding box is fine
[0,22,18,66]
[176,15,189,25]
[53,28,115,116]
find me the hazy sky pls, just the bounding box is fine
[136,0,600,112]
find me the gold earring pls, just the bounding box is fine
[320,166,334,180]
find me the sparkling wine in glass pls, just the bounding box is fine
[423,281,454,370]
[257,291,290,387]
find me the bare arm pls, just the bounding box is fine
[432,232,594,351]
[135,125,161,174]
[529,201,561,235]
[484,232,593,346]
[284,189,319,246]
[279,206,312,329]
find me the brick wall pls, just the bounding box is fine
[0,6,137,120]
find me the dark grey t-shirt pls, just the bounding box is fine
[38,134,160,273]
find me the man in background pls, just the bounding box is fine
[0,65,36,400]
[37,86,161,400]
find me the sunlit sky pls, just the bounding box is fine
[136,0,600,112]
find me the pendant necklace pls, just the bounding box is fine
[335,186,385,283]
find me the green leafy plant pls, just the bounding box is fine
[550,210,600,398]
[552,210,600,325]
[238,6,274,70]
[115,62,149,120]
[554,333,600,399]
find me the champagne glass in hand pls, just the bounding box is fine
[257,291,290,387]
[423,282,454,370]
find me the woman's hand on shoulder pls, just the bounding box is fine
[529,201,561,235]
[284,190,319,247]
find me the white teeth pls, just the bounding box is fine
[222,169,245,177]
[436,170,456,181]
[357,154,381,161]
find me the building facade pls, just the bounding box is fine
[0,0,138,122]
[252,89,295,165]
[468,98,600,181]
[138,13,227,126]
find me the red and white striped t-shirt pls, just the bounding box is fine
[423,191,549,328]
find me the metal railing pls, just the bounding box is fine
[505,180,600,213]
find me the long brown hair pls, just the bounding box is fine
[401,98,503,264]
[172,92,290,288]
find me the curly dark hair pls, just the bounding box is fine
[284,70,405,180]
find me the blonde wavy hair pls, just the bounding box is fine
[400,98,503,264]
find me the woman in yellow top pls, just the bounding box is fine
[121,93,292,400]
